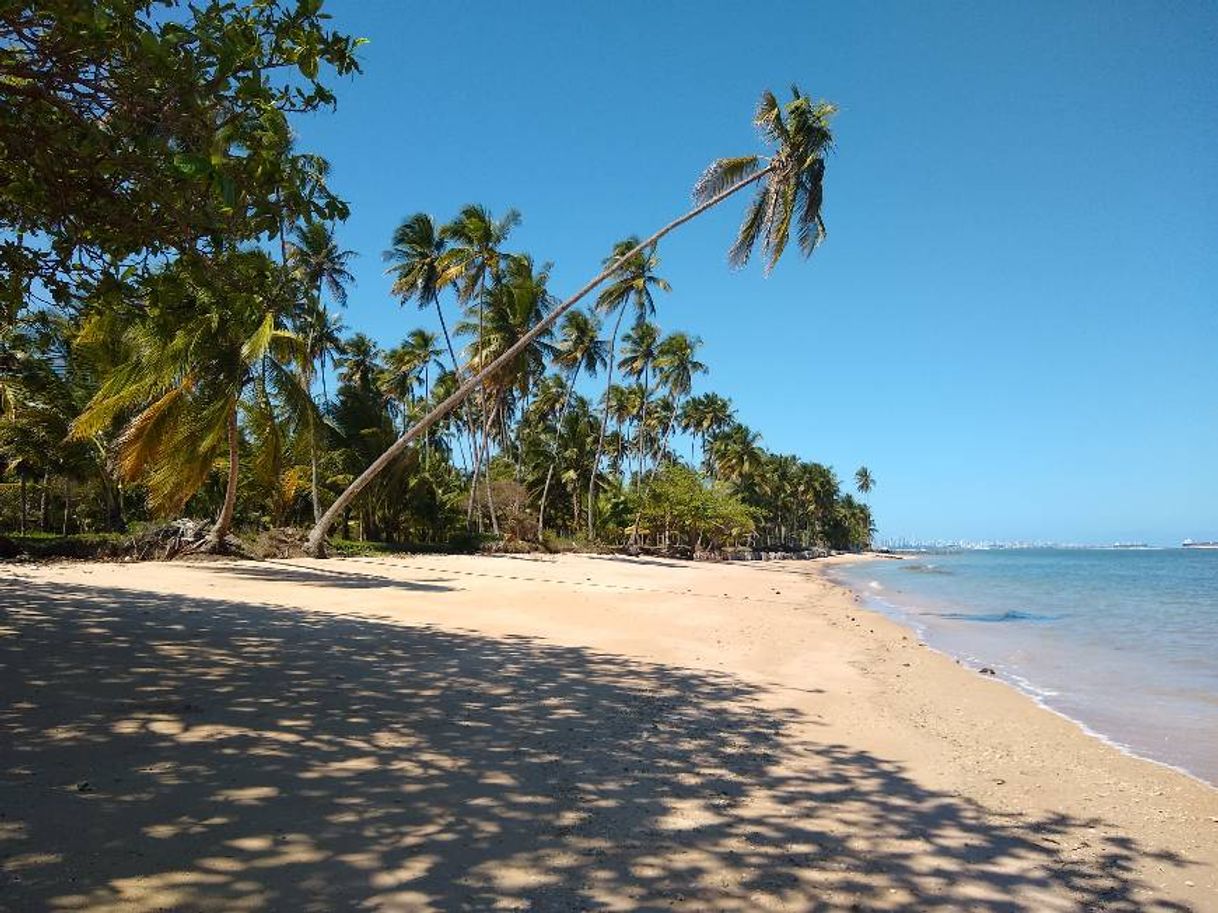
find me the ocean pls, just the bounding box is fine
[829,548,1218,786]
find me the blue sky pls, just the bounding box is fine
[294,1,1217,545]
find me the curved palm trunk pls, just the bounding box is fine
[306,166,772,556]
[587,303,627,539]
[537,362,582,538]
[206,404,240,551]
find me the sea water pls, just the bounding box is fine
[829,549,1218,785]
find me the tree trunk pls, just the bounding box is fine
[309,408,323,523]
[19,474,27,535]
[537,363,582,538]
[305,165,772,556]
[39,470,49,532]
[587,303,628,539]
[205,404,240,551]
[61,477,71,536]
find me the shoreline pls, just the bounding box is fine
[2,554,1215,910]
[816,554,1218,791]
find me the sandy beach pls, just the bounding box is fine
[1,553,1215,912]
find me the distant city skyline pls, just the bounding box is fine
[295,1,1218,544]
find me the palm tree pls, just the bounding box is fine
[337,333,381,391]
[855,465,874,498]
[306,85,837,555]
[385,213,482,483]
[710,423,764,485]
[288,221,356,311]
[679,392,734,467]
[537,309,607,535]
[287,221,354,522]
[385,214,461,380]
[72,251,304,551]
[587,238,671,533]
[654,331,706,459]
[617,321,661,483]
[441,205,521,524]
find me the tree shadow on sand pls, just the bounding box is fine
[0,577,1198,912]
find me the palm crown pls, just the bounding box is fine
[694,85,836,272]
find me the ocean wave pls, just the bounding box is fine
[929,610,1062,623]
[901,563,953,575]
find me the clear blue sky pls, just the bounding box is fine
[294,1,1218,546]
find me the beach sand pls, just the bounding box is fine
[1,553,1215,911]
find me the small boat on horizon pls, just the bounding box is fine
[1181,539,1218,549]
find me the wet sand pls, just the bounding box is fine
[1,553,1215,911]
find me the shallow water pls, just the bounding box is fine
[830,549,1218,785]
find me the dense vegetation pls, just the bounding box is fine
[0,0,874,557]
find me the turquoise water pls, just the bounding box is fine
[830,549,1218,785]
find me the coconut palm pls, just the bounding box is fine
[385,213,483,483]
[306,85,837,555]
[654,331,706,458]
[586,238,671,533]
[337,333,381,391]
[288,221,356,311]
[441,205,522,522]
[537,309,607,535]
[385,214,461,379]
[709,423,764,485]
[287,222,354,522]
[679,392,734,466]
[72,251,305,551]
[855,465,875,498]
[617,321,661,482]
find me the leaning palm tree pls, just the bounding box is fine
[306,85,837,555]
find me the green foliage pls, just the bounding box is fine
[629,464,754,552]
[71,250,304,516]
[1,72,876,559]
[0,0,362,316]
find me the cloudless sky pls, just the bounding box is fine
[293,1,1217,546]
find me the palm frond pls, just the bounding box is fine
[693,155,763,205]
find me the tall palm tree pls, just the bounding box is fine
[306,85,837,555]
[381,329,443,464]
[287,221,354,522]
[441,205,521,524]
[385,213,481,481]
[617,321,661,483]
[288,221,356,311]
[679,392,734,467]
[385,214,460,379]
[537,309,607,535]
[654,331,706,460]
[587,238,670,534]
[855,465,874,498]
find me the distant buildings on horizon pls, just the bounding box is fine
[873,537,1209,551]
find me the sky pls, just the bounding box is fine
[292,1,1218,546]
